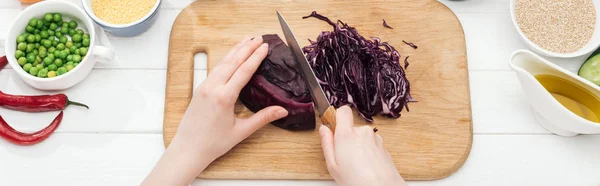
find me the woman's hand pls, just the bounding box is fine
[175,36,288,162]
[142,37,288,186]
[319,106,407,186]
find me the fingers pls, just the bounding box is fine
[335,106,354,133]
[226,43,269,95]
[234,106,288,140]
[319,125,338,173]
[208,37,264,85]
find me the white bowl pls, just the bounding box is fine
[510,0,600,58]
[4,0,114,90]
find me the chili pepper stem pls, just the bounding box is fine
[67,100,89,109]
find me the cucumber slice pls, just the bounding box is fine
[579,50,600,86]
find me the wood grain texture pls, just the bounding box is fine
[164,0,472,180]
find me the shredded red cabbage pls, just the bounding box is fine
[382,19,393,29]
[302,11,413,121]
[402,40,418,49]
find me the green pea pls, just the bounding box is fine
[60,50,69,59]
[36,63,44,69]
[72,34,82,43]
[36,56,42,63]
[74,49,81,56]
[43,40,52,48]
[53,59,63,67]
[29,66,38,76]
[34,43,40,49]
[57,43,65,50]
[26,44,35,53]
[48,54,55,60]
[68,29,75,36]
[47,71,57,78]
[18,57,27,66]
[49,23,58,31]
[28,18,38,27]
[83,34,90,39]
[26,25,35,33]
[40,30,49,39]
[36,20,43,29]
[39,50,47,58]
[73,62,79,67]
[32,61,39,67]
[66,62,74,66]
[48,30,55,36]
[54,58,63,67]
[44,13,53,22]
[55,30,62,37]
[68,20,78,29]
[59,36,67,44]
[65,41,73,48]
[53,51,60,57]
[79,47,88,56]
[17,43,27,51]
[34,34,41,42]
[48,64,57,71]
[69,46,77,54]
[73,55,82,63]
[53,13,62,23]
[26,55,35,63]
[75,42,82,48]
[48,47,56,53]
[66,55,73,62]
[65,64,74,72]
[23,63,32,72]
[52,40,59,47]
[37,68,48,78]
[76,29,84,35]
[32,50,38,56]
[16,35,26,43]
[34,29,40,34]
[15,50,25,59]
[43,57,53,65]
[60,26,68,34]
[27,35,35,43]
[57,67,67,75]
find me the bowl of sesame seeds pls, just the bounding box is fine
[81,0,161,37]
[511,0,600,58]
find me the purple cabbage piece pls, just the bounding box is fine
[239,34,315,131]
[302,11,412,121]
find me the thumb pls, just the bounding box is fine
[319,124,338,173]
[235,106,288,139]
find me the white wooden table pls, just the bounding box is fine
[0,0,599,185]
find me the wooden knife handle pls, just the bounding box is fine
[320,106,337,133]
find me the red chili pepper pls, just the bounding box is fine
[0,111,63,145]
[0,91,88,112]
[0,56,7,70]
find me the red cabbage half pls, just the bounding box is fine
[302,11,413,121]
[239,34,315,131]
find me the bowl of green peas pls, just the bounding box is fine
[4,0,114,90]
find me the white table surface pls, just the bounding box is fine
[1,0,599,185]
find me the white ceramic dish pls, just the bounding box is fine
[509,50,600,136]
[510,0,600,58]
[3,0,114,90]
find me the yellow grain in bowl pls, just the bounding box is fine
[92,0,156,25]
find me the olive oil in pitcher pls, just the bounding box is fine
[535,74,600,123]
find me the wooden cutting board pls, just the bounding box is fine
[164,0,472,180]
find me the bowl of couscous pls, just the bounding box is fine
[81,0,161,37]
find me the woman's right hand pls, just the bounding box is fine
[319,106,408,186]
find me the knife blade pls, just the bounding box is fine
[276,11,337,132]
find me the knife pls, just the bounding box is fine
[276,11,337,133]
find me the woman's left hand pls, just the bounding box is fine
[142,36,288,186]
